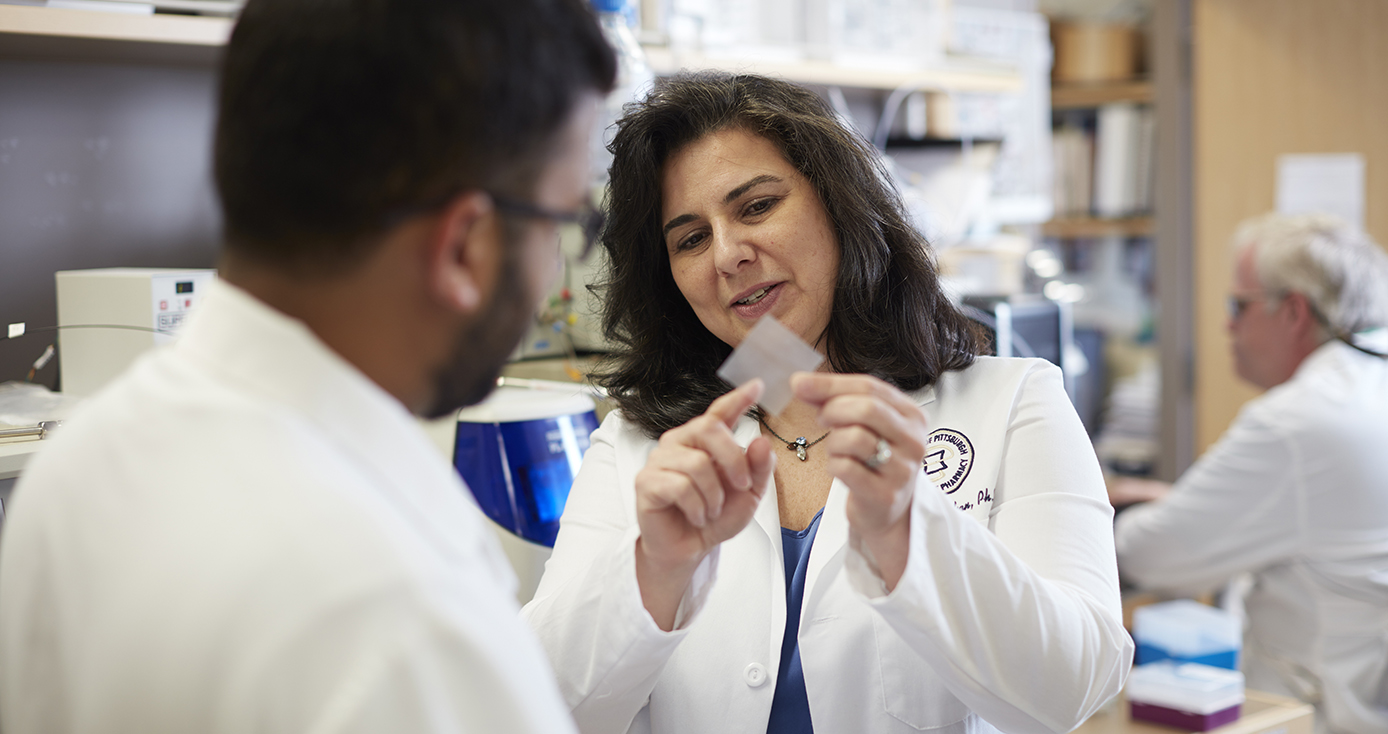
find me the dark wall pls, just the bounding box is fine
[0,58,221,390]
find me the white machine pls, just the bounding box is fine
[55,267,217,397]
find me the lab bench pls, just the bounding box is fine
[0,439,44,517]
[0,440,41,483]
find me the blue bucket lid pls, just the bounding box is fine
[591,0,625,13]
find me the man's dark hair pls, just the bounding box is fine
[593,72,984,439]
[215,0,617,275]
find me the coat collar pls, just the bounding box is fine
[733,416,784,548]
[1296,328,1388,379]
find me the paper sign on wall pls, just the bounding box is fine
[1275,153,1365,230]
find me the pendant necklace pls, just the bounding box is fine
[756,416,830,462]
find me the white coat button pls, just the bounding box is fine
[744,662,768,688]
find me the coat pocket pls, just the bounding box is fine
[872,614,971,730]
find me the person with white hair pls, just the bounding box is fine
[1112,212,1388,734]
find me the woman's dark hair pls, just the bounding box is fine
[593,71,983,438]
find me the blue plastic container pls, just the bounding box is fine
[1133,599,1242,670]
[453,386,599,547]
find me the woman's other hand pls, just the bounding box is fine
[633,380,776,630]
[792,372,927,591]
[1106,475,1172,508]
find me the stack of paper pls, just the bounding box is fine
[1094,103,1133,217]
[1052,104,1156,219]
[1050,124,1093,217]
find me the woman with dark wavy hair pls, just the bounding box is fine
[523,72,1131,734]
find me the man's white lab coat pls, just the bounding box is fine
[1116,334,1388,734]
[524,357,1133,734]
[0,282,576,734]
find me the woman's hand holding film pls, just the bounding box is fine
[792,372,928,591]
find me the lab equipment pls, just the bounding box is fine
[962,295,1074,368]
[1133,599,1242,670]
[590,0,652,191]
[453,385,599,547]
[55,268,216,396]
[716,315,824,415]
[515,0,648,362]
[1126,661,1245,731]
[805,0,948,68]
[0,421,62,443]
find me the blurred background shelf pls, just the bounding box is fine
[644,47,1023,93]
[0,4,1022,88]
[1052,79,1153,110]
[1042,216,1154,239]
[0,4,231,64]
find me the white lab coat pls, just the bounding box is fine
[0,282,577,734]
[523,357,1133,734]
[1115,333,1388,734]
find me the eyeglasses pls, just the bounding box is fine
[490,193,605,262]
[1227,292,1273,320]
[1230,290,1387,358]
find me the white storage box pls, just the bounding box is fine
[1127,661,1245,731]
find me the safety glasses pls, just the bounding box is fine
[490,194,605,263]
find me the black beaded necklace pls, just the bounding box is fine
[756,416,830,462]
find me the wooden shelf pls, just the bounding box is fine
[1074,688,1313,734]
[1052,80,1153,110]
[1042,216,1154,239]
[645,46,1023,94]
[884,137,1003,148]
[0,4,231,65]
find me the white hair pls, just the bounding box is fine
[1232,212,1388,334]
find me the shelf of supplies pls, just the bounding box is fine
[1052,80,1153,110]
[1042,216,1154,239]
[645,46,1023,94]
[0,4,231,65]
[0,5,1022,92]
[884,137,1004,148]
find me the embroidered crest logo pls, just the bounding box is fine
[923,428,974,495]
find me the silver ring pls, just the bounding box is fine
[864,438,892,470]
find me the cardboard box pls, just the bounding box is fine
[1051,21,1140,83]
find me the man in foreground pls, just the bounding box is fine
[0,0,615,731]
[1113,213,1388,734]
